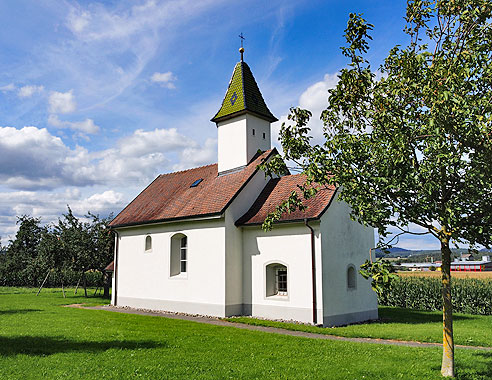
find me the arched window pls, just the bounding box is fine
[266,263,287,297]
[347,265,356,289]
[171,233,187,276]
[145,235,152,252]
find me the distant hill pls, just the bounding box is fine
[375,247,411,257]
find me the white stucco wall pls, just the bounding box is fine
[242,223,323,324]
[114,218,227,317]
[245,114,271,161]
[217,114,271,173]
[217,115,248,173]
[224,167,272,315]
[320,195,378,326]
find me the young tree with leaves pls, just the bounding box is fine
[262,1,492,377]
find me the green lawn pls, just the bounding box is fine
[0,288,490,380]
[225,307,492,348]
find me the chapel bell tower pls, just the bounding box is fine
[211,47,278,174]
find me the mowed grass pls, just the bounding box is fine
[225,307,492,348]
[0,288,490,380]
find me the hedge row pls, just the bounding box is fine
[378,276,492,315]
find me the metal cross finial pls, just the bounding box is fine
[238,33,245,61]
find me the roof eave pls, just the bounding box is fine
[211,109,278,124]
[110,212,224,230]
[236,216,321,227]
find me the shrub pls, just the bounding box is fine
[379,276,492,315]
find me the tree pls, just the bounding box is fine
[1,216,44,286]
[55,207,93,296]
[55,207,114,297]
[262,1,492,377]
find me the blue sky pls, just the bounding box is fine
[0,0,442,250]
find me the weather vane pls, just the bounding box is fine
[238,32,245,61]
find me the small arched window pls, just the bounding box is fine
[347,265,356,289]
[266,263,287,297]
[171,233,187,277]
[145,235,152,252]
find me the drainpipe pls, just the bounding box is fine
[113,230,120,306]
[304,219,317,325]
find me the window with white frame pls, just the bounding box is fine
[170,233,187,277]
[180,236,187,273]
[145,235,152,252]
[266,263,288,297]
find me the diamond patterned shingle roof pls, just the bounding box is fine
[211,61,277,123]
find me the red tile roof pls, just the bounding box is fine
[236,174,337,226]
[109,150,275,228]
[104,261,114,272]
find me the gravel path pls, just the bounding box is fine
[68,304,492,351]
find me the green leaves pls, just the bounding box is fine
[359,259,398,296]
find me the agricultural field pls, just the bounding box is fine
[1,287,492,379]
[398,271,492,279]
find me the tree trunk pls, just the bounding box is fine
[441,239,455,377]
[61,279,66,298]
[36,270,50,296]
[103,272,110,299]
[83,271,88,298]
[74,275,81,295]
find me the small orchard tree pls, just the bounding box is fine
[55,207,93,296]
[262,1,492,377]
[86,211,114,294]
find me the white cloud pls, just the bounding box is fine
[48,114,100,135]
[49,90,76,114]
[69,10,91,33]
[0,125,215,191]
[17,85,44,98]
[0,83,15,92]
[66,0,226,41]
[0,189,125,241]
[0,126,70,189]
[299,73,339,111]
[272,73,339,149]
[71,190,124,215]
[118,128,188,157]
[151,71,177,89]
[174,138,217,170]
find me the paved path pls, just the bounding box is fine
[69,304,492,352]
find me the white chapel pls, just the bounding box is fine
[108,49,378,326]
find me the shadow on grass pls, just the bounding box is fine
[380,308,474,324]
[456,351,492,380]
[0,336,167,356]
[0,309,41,315]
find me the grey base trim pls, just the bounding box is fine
[117,297,377,327]
[118,296,227,317]
[246,303,322,324]
[224,303,243,317]
[323,309,378,327]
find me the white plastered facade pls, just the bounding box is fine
[112,188,378,326]
[217,114,271,173]
[111,70,377,326]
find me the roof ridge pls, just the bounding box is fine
[158,162,218,177]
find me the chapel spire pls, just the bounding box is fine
[213,47,277,174]
[211,48,277,124]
